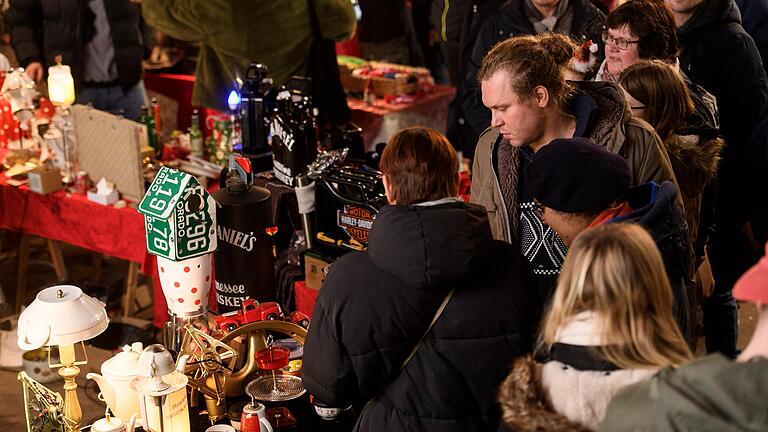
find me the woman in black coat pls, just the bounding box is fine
[302,127,542,432]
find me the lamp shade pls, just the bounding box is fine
[17,285,108,351]
[47,63,75,106]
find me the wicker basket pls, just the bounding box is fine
[349,61,433,98]
[337,56,369,94]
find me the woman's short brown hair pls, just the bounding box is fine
[380,127,459,205]
[607,0,679,63]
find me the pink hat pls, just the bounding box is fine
[734,243,768,303]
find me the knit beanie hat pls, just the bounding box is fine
[734,243,768,304]
[526,138,631,213]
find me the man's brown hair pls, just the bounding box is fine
[477,32,578,110]
[380,127,459,205]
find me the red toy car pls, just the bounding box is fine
[286,311,311,329]
[215,299,284,332]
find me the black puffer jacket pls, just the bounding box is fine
[7,0,149,91]
[461,0,606,144]
[303,201,541,432]
[677,0,768,200]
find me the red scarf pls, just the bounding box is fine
[588,201,633,228]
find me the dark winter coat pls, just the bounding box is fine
[302,201,542,432]
[736,0,768,73]
[599,354,768,431]
[607,181,693,338]
[462,0,606,142]
[7,0,150,92]
[677,0,768,202]
[446,0,506,158]
[740,103,768,244]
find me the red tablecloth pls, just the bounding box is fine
[0,166,203,328]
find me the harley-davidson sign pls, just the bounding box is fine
[337,205,376,244]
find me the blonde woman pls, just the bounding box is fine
[498,223,692,431]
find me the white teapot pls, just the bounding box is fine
[87,342,143,422]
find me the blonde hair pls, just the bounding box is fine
[541,223,692,369]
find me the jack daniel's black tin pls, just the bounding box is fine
[211,178,275,312]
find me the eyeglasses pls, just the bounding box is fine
[630,105,646,110]
[601,31,640,50]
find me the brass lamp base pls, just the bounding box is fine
[59,364,82,432]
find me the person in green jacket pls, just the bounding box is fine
[599,242,768,431]
[142,0,356,112]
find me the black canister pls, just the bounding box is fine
[212,155,276,312]
[240,63,274,155]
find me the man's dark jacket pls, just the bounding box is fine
[677,0,768,200]
[461,0,606,145]
[302,201,541,432]
[736,0,768,73]
[7,0,149,91]
[446,0,505,158]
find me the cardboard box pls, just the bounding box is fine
[27,166,63,194]
[304,251,333,291]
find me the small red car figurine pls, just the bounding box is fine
[215,299,312,332]
[215,299,284,332]
[286,311,311,329]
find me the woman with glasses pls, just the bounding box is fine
[498,223,693,431]
[594,0,678,81]
[620,59,725,343]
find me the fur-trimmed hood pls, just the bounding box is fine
[498,356,592,432]
[665,134,724,198]
[499,353,659,431]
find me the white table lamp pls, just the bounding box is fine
[17,285,109,432]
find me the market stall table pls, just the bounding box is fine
[348,85,456,150]
[0,164,189,327]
